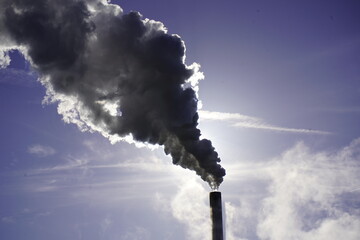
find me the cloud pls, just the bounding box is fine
[199,110,331,135]
[318,106,360,114]
[27,144,56,157]
[34,152,171,175]
[120,226,151,240]
[157,138,360,240]
[49,155,88,171]
[169,179,211,240]
[0,67,38,86]
[13,134,360,239]
[256,140,360,240]
[0,50,10,68]
[1,216,15,223]
[25,149,180,196]
[99,216,113,239]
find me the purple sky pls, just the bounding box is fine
[1,1,360,239]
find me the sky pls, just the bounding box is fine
[0,0,360,239]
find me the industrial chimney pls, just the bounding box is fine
[210,191,224,240]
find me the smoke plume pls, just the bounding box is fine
[0,0,225,188]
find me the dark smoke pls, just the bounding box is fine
[0,0,225,188]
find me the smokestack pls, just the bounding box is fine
[210,191,223,240]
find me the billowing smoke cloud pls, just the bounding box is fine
[0,0,225,188]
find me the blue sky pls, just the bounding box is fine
[1,0,360,239]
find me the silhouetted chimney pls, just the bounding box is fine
[210,191,223,240]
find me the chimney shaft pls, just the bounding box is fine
[210,191,223,240]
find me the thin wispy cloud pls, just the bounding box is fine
[199,110,331,135]
[1,216,15,224]
[33,155,171,174]
[0,68,37,86]
[24,152,180,195]
[27,144,56,157]
[120,226,151,240]
[319,107,360,114]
